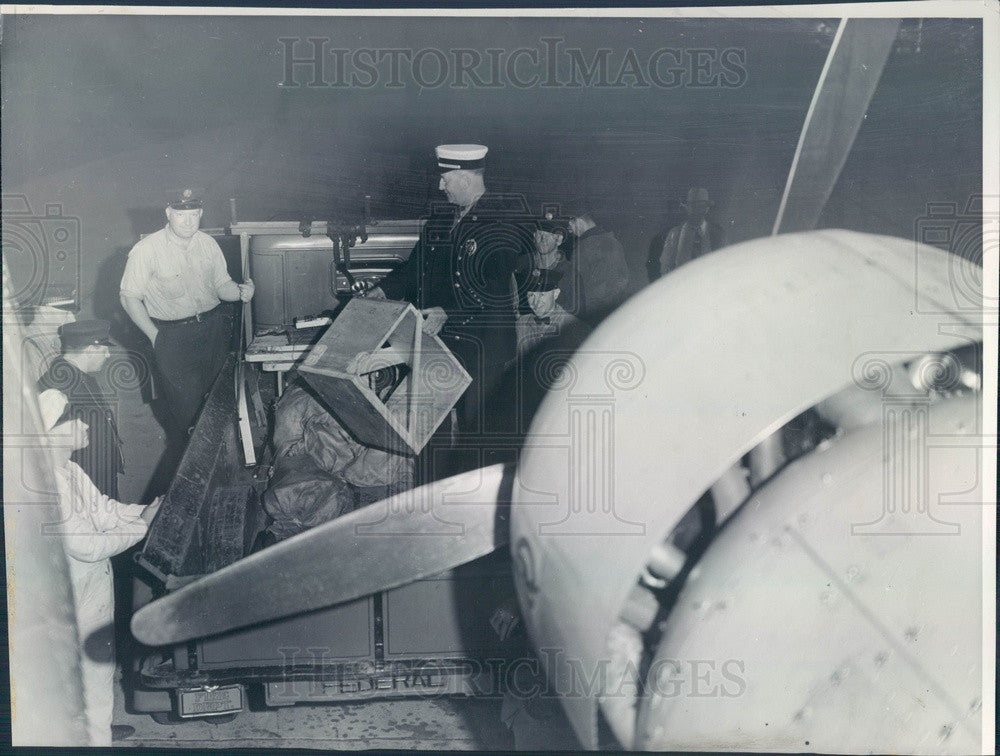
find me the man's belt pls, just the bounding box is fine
[150,304,222,327]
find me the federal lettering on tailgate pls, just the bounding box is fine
[177,685,243,717]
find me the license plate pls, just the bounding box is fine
[177,685,244,718]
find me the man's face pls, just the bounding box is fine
[527,289,559,319]
[165,207,203,239]
[534,230,564,260]
[85,344,111,372]
[438,170,472,207]
[567,217,586,237]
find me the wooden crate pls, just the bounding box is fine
[299,298,471,454]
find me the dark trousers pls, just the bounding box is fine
[440,330,512,435]
[436,327,518,477]
[152,312,230,436]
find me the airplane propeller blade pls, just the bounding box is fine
[131,463,512,646]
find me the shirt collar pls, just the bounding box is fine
[165,224,196,248]
[458,188,486,220]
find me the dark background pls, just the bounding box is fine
[1,15,983,320]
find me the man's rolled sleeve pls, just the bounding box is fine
[207,237,234,293]
[119,246,150,299]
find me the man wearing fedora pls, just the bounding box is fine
[646,187,726,282]
[120,188,254,438]
[38,319,125,500]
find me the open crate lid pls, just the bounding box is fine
[299,298,471,455]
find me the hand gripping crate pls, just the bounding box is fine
[299,298,472,454]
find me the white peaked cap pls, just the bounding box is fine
[435,144,488,171]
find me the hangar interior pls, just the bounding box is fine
[1,10,990,752]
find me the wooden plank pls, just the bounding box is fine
[350,344,412,374]
[240,231,253,346]
[408,310,422,433]
[245,347,309,362]
[236,362,256,467]
[140,354,242,578]
[245,363,267,427]
[304,370,409,453]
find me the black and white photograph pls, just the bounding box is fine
[2,1,997,751]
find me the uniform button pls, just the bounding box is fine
[454,283,461,289]
[455,271,461,277]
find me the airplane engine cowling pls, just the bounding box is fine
[635,391,983,753]
[509,229,983,749]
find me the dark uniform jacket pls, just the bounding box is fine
[39,356,125,499]
[379,193,534,423]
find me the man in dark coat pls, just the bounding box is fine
[646,187,726,282]
[561,202,630,325]
[38,319,124,499]
[356,144,534,468]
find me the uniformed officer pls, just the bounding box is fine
[38,319,125,500]
[358,145,533,449]
[119,188,255,437]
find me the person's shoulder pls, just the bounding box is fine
[61,459,89,489]
[590,227,623,248]
[194,229,222,248]
[52,460,74,490]
[130,227,167,255]
[38,356,75,387]
[555,306,586,327]
[474,192,531,217]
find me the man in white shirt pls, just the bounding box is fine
[119,188,254,436]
